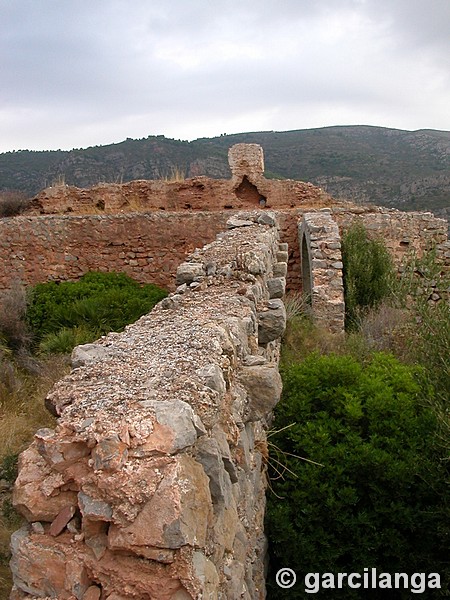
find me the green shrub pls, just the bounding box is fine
[341,222,394,329]
[38,325,100,355]
[26,272,167,351]
[395,247,450,397]
[0,453,18,484]
[266,353,450,598]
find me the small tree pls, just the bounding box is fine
[341,222,394,329]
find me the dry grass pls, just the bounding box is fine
[283,292,310,322]
[0,363,62,458]
[0,355,69,595]
[162,166,186,183]
[281,314,342,366]
[0,191,31,218]
[0,282,32,356]
[357,302,410,354]
[281,298,411,368]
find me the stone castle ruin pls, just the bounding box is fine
[3,145,449,598]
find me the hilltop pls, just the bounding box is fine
[1,125,449,218]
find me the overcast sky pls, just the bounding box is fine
[1,0,449,152]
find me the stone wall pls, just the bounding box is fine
[2,143,447,300]
[4,205,445,300]
[10,212,288,600]
[0,212,230,293]
[299,212,345,333]
[332,206,448,265]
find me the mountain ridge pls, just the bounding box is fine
[1,125,449,218]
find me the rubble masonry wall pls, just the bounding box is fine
[10,212,288,600]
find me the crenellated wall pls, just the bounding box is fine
[10,212,288,600]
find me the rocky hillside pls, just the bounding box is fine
[1,126,449,217]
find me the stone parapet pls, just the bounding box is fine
[10,212,288,600]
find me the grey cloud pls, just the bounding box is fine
[0,0,449,151]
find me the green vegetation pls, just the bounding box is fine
[341,222,395,329]
[0,272,167,594]
[26,271,167,353]
[266,353,449,599]
[267,233,449,598]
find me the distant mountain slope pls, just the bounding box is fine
[1,126,449,217]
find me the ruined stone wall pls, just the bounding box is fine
[1,205,447,301]
[0,212,230,293]
[3,142,447,300]
[10,212,288,600]
[332,206,448,265]
[299,212,345,333]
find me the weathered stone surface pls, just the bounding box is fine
[267,277,286,299]
[49,504,77,536]
[299,212,345,333]
[10,526,87,598]
[78,491,113,521]
[195,437,233,505]
[35,428,90,471]
[239,365,283,422]
[136,399,199,455]
[92,434,128,472]
[227,217,254,229]
[257,299,287,345]
[71,343,111,368]
[273,262,288,277]
[176,262,205,284]
[83,586,102,600]
[197,364,226,395]
[108,455,212,552]
[13,445,78,522]
[228,144,264,180]
[257,212,276,227]
[192,552,220,596]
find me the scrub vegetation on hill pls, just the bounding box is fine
[1,126,449,216]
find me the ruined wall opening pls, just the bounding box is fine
[298,213,345,333]
[235,176,267,206]
[301,233,312,305]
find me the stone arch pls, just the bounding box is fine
[300,230,313,305]
[298,212,345,333]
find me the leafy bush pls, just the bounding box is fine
[0,454,18,484]
[266,353,450,598]
[26,271,167,351]
[341,222,394,329]
[39,325,101,355]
